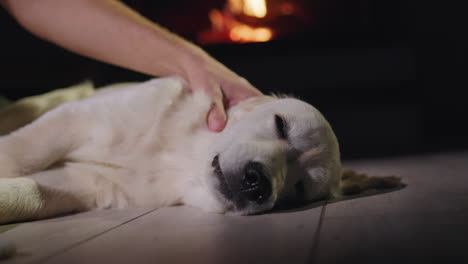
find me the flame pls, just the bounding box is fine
[242,0,267,18]
[225,0,272,42]
[230,25,272,42]
[200,0,273,44]
[228,0,267,18]
[227,0,243,14]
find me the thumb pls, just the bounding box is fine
[207,99,227,132]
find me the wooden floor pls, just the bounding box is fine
[1,151,467,264]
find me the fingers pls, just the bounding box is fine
[184,65,261,132]
[207,102,226,132]
[205,84,227,132]
[205,78,262,132]
[223,79,263,107]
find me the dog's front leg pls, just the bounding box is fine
[0,167,96,224]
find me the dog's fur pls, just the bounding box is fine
[0,77,398,224]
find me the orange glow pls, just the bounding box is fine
[227,0,243,14]
[208,9,225,31]
[279,2,295,15]
[229,25,272,42]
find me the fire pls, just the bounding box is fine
[197,0,312,45]
[199,0,273,44]
[238,0,267,18]
[230,25,272,42]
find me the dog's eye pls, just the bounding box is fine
[275,114,288,139]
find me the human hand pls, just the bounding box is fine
[182,54,263,132]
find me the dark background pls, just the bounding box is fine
[1,0,466,159]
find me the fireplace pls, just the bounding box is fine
[197,0,315,44]
[126,0,315,44]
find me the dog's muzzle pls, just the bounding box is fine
[212,155,272,210]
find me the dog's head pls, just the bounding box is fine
[209,96,341,215]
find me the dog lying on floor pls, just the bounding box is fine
[0,76,400,224]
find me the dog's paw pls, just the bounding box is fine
[0,178,44,224]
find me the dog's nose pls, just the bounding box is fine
[240,162,272,204]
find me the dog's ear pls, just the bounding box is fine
[340,170,402,195]
[228,96,277,125]
[297,146,342,201]
[300,166,340,201]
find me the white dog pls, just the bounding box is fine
[0,76,398,225]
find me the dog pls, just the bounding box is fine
[0,76,399,224]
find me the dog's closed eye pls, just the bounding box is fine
[275,114,288,139]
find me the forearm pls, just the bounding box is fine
[1,0,206,77]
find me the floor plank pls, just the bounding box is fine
[315,151,468,263]
[45,205,323,264]
[314,212,468,264]
[2,208,153,264]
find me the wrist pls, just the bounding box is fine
[176,45,213,81]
